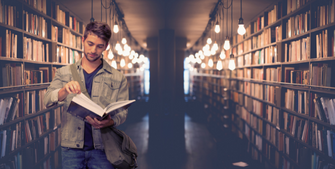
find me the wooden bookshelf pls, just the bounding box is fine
[190,0,335,168]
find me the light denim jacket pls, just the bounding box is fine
[43,58,129,149]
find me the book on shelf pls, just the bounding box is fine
[68,93,136,121]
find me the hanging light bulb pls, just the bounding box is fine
[120,59,125,68]
[200,53,205,60]
[207,38,212,44]
[189,54,195,63]
[223,37,230,50]
[111,60,117,69]
[210,48,216,55]
[237,0,246,35]
[213,41,219,51]
[115,41,122,51]
[215,21,220,33]
[217,60,223,70]
[238,18,246,35]
[122,50,130,56]
[204,44,210,51]
[128,63,133,69]
[204,50,211,57]
[139,54,145,63]
[201,63,206,68]
[121,38,127,44]
[113,21,119,33]
[117,49,123,55]
[229,54,236,70]
[208,58,213,68]
[124,44,131,52]
[220,49,226,59]
[132,58,137,64]
[108,50,114,60]
[129,53,134,60]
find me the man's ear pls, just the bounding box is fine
[82,37,85,43]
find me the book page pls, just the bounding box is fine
[72,93,104,117]
[104,100,136,113]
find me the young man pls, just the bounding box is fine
[44,21,128,169]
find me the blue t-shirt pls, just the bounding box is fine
[83,63,103,150]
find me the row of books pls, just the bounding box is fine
[204,65,329,88]
[54,4,66,26]
[284,36,310,62]
[24,89,47,115]
[314,0,335,28]
[3,30,18,58]
[0,96,20,125]
[23,0,47,15]
[0,1,18,27]
[23,36,49,62]
[2,63,23,87]
[314,96,335,125]
[286,10,310,38]
[54,45,82,64]
[69,16,83,33]
[267,5,278,26]
[316,29,335,58]
[287,0,311,14]
[51,26,82,49]
[310,63,331,87]
[1,128,61,169]
[23,10,48,38]
[238,104,335,168]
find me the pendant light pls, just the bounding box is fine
[229,0,235,71]
[223,0,230,50]
[237,0,246,35]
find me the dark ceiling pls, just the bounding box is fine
[58,0,277,50]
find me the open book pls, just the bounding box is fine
[67,93,135,121]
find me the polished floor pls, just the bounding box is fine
[118,100,264,169]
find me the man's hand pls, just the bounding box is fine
[58,81,81,101]
[85,114,114,129]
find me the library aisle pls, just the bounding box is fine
[119,101,264,169]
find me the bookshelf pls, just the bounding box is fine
[0,0,144,168]
[0,0,82,168]
[190,0,335,168]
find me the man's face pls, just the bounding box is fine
[83,33,107,62]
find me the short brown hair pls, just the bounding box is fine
[84,21,111,45]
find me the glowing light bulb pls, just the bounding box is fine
[111,60,117,69]
[220,50,226,59]
[217,60,223,70]
[121,38,127,44]
[128,63,133,69]
[208,58,213,67]
[229,59,236,70]
[238,25,246,35]
[120,59,125,68]
[224,38,230,50]
[113,24,119,33]
[215,24,220,33]
[213,42,218,51]
[238,18,246,35]
[108,51,114,60]
[115,42,122,51]
[207,38,212,44]
[201,63,206,68]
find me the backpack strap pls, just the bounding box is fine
[70,64,90,98]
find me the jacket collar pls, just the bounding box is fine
[75,57,113,74]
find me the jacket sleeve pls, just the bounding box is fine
[44,68,64,108]
[110,74,129,127]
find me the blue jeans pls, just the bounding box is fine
[61,147,115,169]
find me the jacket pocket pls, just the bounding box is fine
[100,78,120,101]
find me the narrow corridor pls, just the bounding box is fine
[118,101,264,169]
